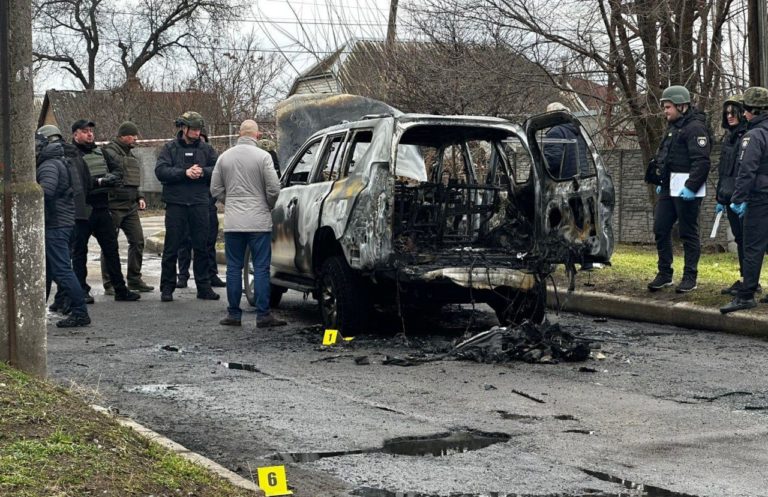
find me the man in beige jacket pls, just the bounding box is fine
[210,120,285,327]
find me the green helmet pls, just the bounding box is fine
[660,85,691,105]
[176,111,205,129]
[37,124,63,140]
[724,94,744,106]
[256,139,276,152]
[743,87,768,109]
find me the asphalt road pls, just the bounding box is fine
[45,222,768,497]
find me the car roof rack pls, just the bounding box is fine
[361,113,393,120]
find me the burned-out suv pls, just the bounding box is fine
[245,97,614,335]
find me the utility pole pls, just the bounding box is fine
[386,0,399,50]
[748,0,768,86]
[0,0,47,376]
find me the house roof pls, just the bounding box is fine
[38,89,222,142]
[290,39,561,116]
[567,78,616,111]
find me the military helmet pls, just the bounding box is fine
[176,111,205,129]
[37,124,63,140]
[743,87,768,110]
[660,85,691,105]
[256,139,276,152]
[724,94,744,107]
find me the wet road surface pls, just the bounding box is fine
[45,219,768,497]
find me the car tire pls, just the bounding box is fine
[490,281,545,326]
[318,256,367,336]
[243,245,285,308]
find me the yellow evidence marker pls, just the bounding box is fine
[322,329,339,345]
[257,465,293,496]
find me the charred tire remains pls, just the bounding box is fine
[243,245,286,308]
[489,280,546,326]
[318,256,368,336]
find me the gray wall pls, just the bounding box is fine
[603,146,729,247]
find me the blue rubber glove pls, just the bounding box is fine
[730,202,747,217]
[715,203,725,214]
[655,185,662,195]
[680,186,696,200]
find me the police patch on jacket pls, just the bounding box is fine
[696,136,708,147]
[742,136,751,148]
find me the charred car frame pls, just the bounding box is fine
[245,98,614,335]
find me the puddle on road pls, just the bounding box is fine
[582,469,701,497]
[353,487,646,497]
[382,431,510,457]
[270,431,511,464]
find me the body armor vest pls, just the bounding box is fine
[107,143,141,187]
[82,147,108,177]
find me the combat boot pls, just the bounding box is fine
[128,280,154,292]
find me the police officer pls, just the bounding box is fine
[647,85,711,293]
[155,111,220,302]
[70,119,141,303]
[720,87,768,313]
[715,96,750,296]
[100,121,154,294]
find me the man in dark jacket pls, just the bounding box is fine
[715,95,750,296]
[647,85,711,294]
[36,128,91,327]
[100,121,154,294]
[543,102,589,179]
[70,119,140,303]
[721,87,768,313]
[154,111,220,302]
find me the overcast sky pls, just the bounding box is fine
[33,0,397,95]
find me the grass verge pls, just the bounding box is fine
[0,363,255,497]
[553,243,768,313]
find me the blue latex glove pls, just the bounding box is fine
[655,185,662,195]
[680,186,696,200]
[715,203,725,214]
[730,202,747,217]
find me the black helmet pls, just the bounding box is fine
[175,111,205,129]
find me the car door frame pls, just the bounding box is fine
[523,111,615,265]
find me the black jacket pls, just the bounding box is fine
[716,121,748,204]
[63,142,92,220]
[36,142,76,229]
[655,109,712,192]
[154,131,218,205]
[733,113,768,203]
[543,123,588,179]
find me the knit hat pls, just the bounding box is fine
[117,121,139,137]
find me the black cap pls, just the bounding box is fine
[71,119,96,133]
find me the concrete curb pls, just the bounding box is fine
[91,405,265,496]
[146,227,768,337]
[547,288,768,338]
[146,234,226,264]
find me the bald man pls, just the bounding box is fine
[210,120,285,328]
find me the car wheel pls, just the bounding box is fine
[243,245,285,308]
[318,256,367,336]
[490,281,545,326]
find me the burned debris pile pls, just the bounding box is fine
[449,321,592,364]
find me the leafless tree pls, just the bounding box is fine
[407,0,738,161]
[32,0,241,90]
[186,30,289,122]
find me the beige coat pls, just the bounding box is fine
[210,136,280,232]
